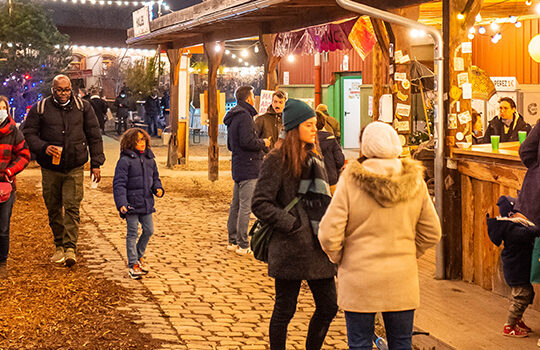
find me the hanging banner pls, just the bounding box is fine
[347,17,376,60]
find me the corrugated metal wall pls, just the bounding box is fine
[473,18,540,84]
[278,49,373,85]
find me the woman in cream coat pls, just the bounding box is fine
[318,122,441,350]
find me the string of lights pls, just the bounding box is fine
[43,0,170,10]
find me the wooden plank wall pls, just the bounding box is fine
[472,17,540,84]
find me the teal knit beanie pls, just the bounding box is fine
[282,99,316,131]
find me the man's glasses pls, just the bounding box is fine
[53,88,71,94]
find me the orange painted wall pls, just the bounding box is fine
[278,48,373,85]
[472,18,540,84]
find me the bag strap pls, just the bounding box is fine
[284,196,300,212]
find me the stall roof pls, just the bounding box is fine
[127,0,433,48]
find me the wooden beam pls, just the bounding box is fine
[204,40,224,182]
[260,34,281,91]
[166,47,182,168]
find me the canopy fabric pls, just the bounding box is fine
[273,17,376,59]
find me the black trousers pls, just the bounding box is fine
[270,278,338,350]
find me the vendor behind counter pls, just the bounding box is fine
[480,97,531,144]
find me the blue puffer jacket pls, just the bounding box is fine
[113,148,163,215]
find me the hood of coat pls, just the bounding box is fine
[317,130,335,142]
[348,158,425,207]
[223,100,257,126]
[0,117,15,137]
[122,148,155,159]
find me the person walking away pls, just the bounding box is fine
[255,90,286,150]
[482,97,531,143]
[113,128,164,279]
[487,196,539,338]
[318,121,441,350]
[114,90,130,135]
[252,99,338,349]
[161,90,170,129]
[89,88,109,135]
[316,110,344,194]
[144,89,161,137]
[316,104,341,144]
[0,96,30,267]
[23,75,105,267]
[223,86,270,255]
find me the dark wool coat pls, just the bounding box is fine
[223,101,267,182]
[318,130,345,186]
[144,96,161,117]
[251,149,336,280]
[114,95,130,118]
[0,117,30,191]
[481,114,531,143]
[89,96,109,130]
[487,217,539,286]
[254,105,282,149]
[516,122,540,224]
[23,96,105,172]
[113,149,163,215]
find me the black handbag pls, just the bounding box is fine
[249,196,300,263]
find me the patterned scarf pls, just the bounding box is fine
[298,151,332,236]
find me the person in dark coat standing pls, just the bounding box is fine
[160,90,170,129]
[482,97,531,143]
[0,96,30,266]
[515,120,540,224]
[315,110,344,194]
[487,196,539,337]
[255,90,286,150]
[113,128,164,279]
[89,88,109,134]
[223,86,270,255]
[144,89,161,137]
[23,75,105,267]
[251,99,337,350]
[114,90,130,135]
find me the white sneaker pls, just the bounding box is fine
[227,244,237,251]
[235,247,252,255]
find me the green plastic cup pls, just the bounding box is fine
[519,131,527,144]
[491,135,500,151]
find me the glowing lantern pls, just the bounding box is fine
[528,34,540,63]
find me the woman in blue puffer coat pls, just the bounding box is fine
[113,128,164,280]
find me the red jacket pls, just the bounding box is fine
[0,117,30,190]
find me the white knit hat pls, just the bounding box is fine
[361,122,403,159]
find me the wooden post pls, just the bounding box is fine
[261,34,281,90]
[442,0,483,280]
[314,53,322,106]
[166,48,181,168]
[204,41,224,182]
[370,18,390,121]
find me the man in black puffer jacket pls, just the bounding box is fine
[23,75,105,267]
[223,86,270,255]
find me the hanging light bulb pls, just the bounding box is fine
[224,49,230,55]
[515,21,523,28]
[287,54,295,63]
[254,45,259,53]
[475,13,482,22]
[478,26,486,34]
[509,16,518,24]
[490,22,499,31]
[468,33,475,40]
[469,27,476,34]
[231,53,236,58]
[491,33,502,44]
[457,13,465,20]
[536,3,540,14]
[214,43,221,53]
[526,0,533,6]
[241,49,248,58]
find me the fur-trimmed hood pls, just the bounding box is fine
[348,158,425,207]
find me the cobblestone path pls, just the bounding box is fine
[78,176,348,350]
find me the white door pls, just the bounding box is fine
[343,78,362,149]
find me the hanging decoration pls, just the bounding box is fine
[528,34,540,62]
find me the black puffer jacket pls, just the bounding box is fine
[251,149,336,280]
[23,96,105,172]
[318,130,345,186]
[481,114,531,143]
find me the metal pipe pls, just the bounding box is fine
[127,0,285,45]
[335,0,445,279]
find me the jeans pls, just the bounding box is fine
[126,213,154,267]
[41,166,84,250]
[227,179,256,249]
[0,192,16,262]
[345,310,415,350]
[270,278,338,350]
[146,114,159,136]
